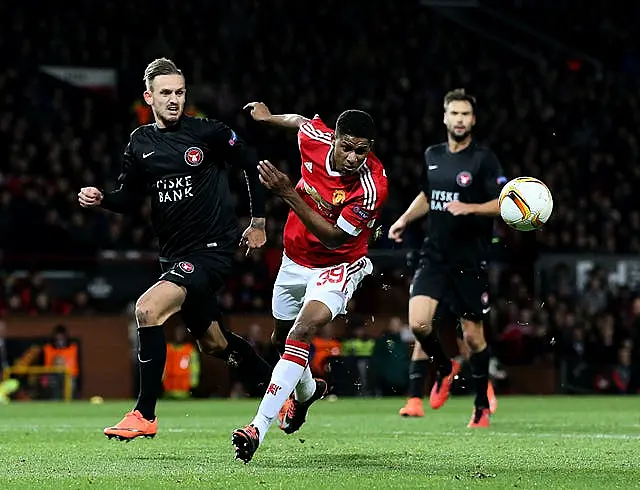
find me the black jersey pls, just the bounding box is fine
[420,140,505,263]
[101,115,266,260]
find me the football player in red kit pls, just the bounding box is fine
[232,102,388,463]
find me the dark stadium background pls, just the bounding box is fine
[1,0,639,400]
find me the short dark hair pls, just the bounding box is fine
[335,110,376,141]
[443,88,476,112]
[143,58,183,91]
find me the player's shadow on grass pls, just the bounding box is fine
[258,453,384,470]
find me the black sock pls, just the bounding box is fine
[221,330,273,393]
[134,325,166,420]
[469,347,491,409]
[408,360,429,398]
[414,330,452,376]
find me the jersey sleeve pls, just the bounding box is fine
[298,115,333,152]
[201,118,266,217]
[101,138,146,214]
[481,150,507,200]
[337,171,388,237]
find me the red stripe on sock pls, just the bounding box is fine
[282,353,308,367]
[285,339,310,351]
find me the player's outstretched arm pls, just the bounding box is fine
[388,192,429,242]
[244,102,309,130]
[472,199,500,216]
[79,143,143,214]
[258,160,349,250]
[445,199,499,217]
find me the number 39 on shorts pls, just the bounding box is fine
[316,265,345,287]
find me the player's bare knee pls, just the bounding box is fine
[134,300,154,327]
[410,322,433,337]
[135,283,185,327]
[134,300,168,327]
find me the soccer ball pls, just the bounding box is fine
[499,177,553,231]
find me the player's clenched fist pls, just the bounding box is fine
[388,217,407,243]
[243,102,272,122]
[78,187,104,208]
[257,160,294,197]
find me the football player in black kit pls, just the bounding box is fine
[389,89,504,427]
[78,58,273,440]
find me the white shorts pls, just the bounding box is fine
[272,254,373,321]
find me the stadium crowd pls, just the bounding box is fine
[1,0,639,391]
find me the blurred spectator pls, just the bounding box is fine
[342,316,375,395]
[42,325,79,400]
[342,322,375,357]
[310,324,341,378]
[163,326,199,399]
[610,346,639,394]
[582,277,609,316]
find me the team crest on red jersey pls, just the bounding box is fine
[184,147,204,166]
[456,171,473,187]
[178,261,194,273]
[332,189,346,205]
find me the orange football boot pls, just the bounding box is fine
[279,379,328,434]
[278,396,293,427]
[104,410,158,441]
[467,408,490,428]
[429,359,461,409]
[232,424,260,463]
[487,381,498,414]
[399,397,425,417]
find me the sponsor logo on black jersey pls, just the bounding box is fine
[430,190,460,211]
[156,175,194,203]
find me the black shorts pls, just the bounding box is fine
[159,250,234,339]
[410,255,490,321]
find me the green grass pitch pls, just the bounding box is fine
[0,396,639,489]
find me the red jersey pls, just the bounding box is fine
[283,115,388,268]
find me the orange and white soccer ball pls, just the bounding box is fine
[499,177,553,231]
